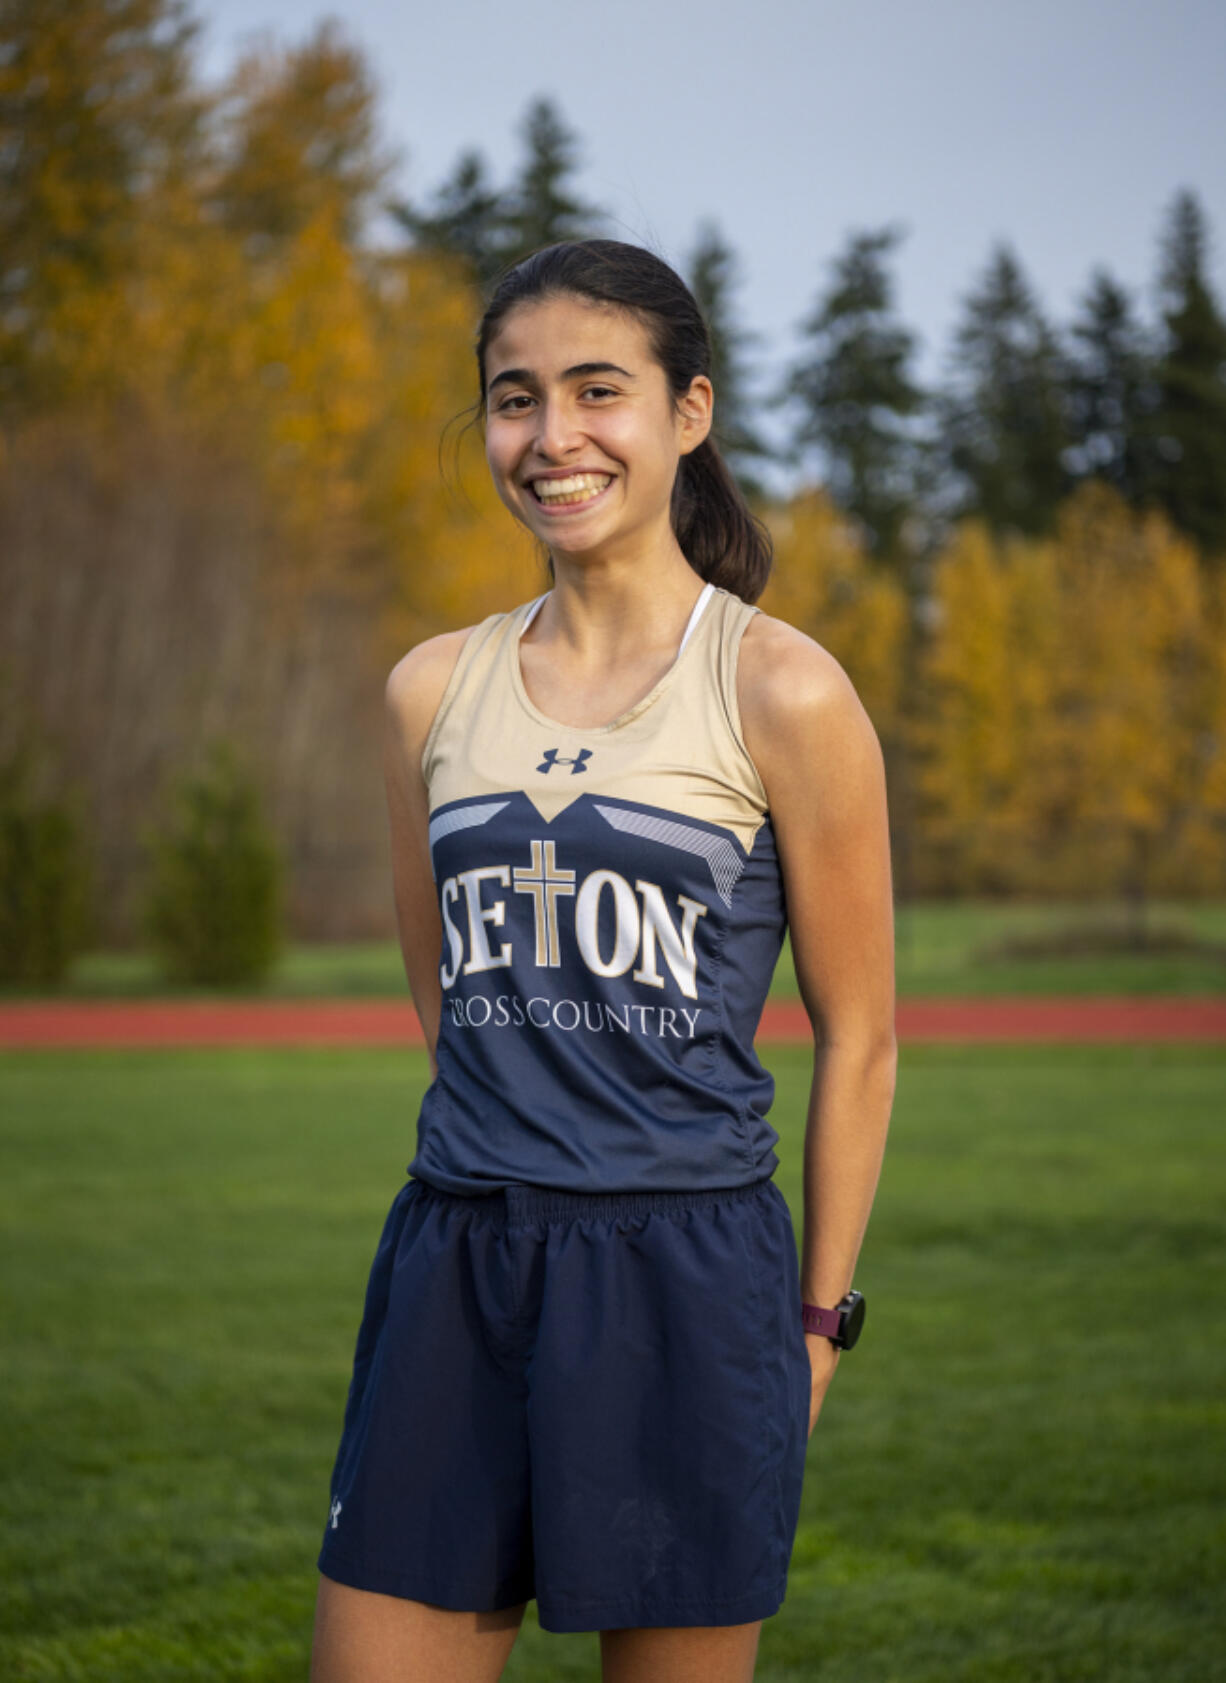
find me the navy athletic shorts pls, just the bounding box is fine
[316,1174,811,1634]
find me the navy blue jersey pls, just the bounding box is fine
[406,581,788,1194]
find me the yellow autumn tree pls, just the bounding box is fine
[758,485,909,736]
[359,248,541,662]
[60,17,532,645]
[908,518,1051,890]
[1189,562,1226,891]
[910,479,1226,898]
[1048,484,1226,903]
[204,17,394,251]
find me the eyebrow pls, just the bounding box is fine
[487,360,635,395]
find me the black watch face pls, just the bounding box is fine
[840,1293,867,1349]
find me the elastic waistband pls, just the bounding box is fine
[412,1176,775,1228]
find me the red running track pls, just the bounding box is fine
[0,997,1223,1047]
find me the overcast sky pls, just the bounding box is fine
[194,0,1225,446]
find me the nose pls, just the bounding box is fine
[530,394,585,462]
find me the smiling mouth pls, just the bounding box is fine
[527,472,614,509]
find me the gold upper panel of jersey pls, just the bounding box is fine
[422,583,770,857]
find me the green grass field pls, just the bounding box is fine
[2,1041,1223,1680]
[34,898,1226,1000]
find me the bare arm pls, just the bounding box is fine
[382,627,476,1080]
[739,613,898,1432]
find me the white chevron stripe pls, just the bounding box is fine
[593,803,744,906]
[428,801,511,879]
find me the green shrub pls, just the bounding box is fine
[142,739,284,987]
[0,739,94,988]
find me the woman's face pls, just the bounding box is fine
[482,293,711,559]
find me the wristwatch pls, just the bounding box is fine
[801,1289,866,1350]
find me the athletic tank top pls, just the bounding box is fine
[406,580,787,1195]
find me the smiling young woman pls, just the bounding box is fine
[310,240,897,1683]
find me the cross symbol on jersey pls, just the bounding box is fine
[512,838,576,967]
[538,746,592,775]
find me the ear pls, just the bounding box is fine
[676,374,714,456]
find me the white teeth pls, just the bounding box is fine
[531,473,612,501]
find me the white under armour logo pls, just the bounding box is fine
[330,1498,343,1530]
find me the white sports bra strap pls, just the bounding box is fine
[677,581,715,654]
[520,593,548,635]
[520,581,714,650]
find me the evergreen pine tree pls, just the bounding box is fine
[388,148,508,288]
[937,242,1074,538]
[501,96,604,264]
[1149,188,1226,559]
[389,96,603,286]
[781,225,928,566]
[686,219,772,501]
[1066,267,1162,506]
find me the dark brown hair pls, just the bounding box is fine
[473,239,772,604]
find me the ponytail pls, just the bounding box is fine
[671,437,772,602]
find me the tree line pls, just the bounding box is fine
[401,113,1226,579]
[7,4,1226,572]
[2,0,1224,954]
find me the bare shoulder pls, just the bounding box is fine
[738,610,882,802]
[384,624,480,768]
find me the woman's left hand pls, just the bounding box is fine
[803,1333,841,1437]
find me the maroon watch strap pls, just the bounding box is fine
[801,1301,842,1339]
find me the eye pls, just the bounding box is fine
[582,384,617,400]
[495,393,535,412]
